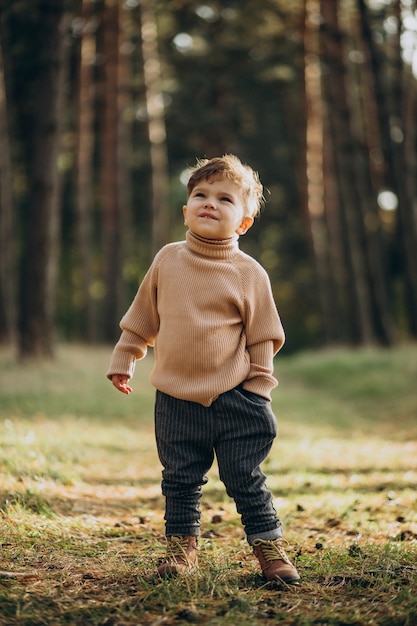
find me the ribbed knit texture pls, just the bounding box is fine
[107,230,285,406]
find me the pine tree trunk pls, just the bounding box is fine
[140,0,169,257]
[17,0,69,359]
[0,31,16,344]
[351,3,397,344]
[75,0,96,342]
[321,0,377,344]
[357,0,417,337]
[322,116,353,341]
[303,0,337,343]
[390,0,417,335]
[100,0,123,342]
[117,2,133,289]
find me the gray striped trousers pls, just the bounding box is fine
[154,385,284,544]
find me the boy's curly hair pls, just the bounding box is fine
[187,154,264,218]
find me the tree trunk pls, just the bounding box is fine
[303,0,336,343]
[344,3,397,344]
[140,0,170,257]
[75,0,96,342]
[17,0,69,359]
[321,0,377,344]
[0,29,16,344]
[390,0,417,335]
[402,62,417,333]
[357,0,417,336]
[322,114,353,342]
[100,0,123,342]
[117,1,133,292]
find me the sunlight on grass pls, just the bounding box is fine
[0,343,416,625]
[0,344,155,422]
[274,344,417,438]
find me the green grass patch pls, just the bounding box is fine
[275,344,417,437]
[0,343,416,625]
[0,344,155,422]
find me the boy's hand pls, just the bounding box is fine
[111,374,133,395]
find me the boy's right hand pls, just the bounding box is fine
[111,374,133,395]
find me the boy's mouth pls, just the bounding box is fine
[199,212,217,220]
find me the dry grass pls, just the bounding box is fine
[0,344,416,625]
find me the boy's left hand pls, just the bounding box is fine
[111,374,133,395]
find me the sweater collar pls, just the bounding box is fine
[186,230,239,260]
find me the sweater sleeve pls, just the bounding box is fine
[240,260,285,399]
[106,254,161,380]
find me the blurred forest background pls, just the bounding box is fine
[0,0,416,359]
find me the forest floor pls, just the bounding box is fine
[0,344,416,625]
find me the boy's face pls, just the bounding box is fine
[183,178,253,240]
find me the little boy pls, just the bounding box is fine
[107,155,300,584]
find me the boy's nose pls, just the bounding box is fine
[204,198,215,208]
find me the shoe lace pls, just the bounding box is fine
[253,538,291,564]
[168,536,192,558]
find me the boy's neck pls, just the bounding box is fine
[188,230,238,244]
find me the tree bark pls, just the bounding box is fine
[390,0,417,335]
[344,2,398,344]
[100,0,123,342]
[16,0,69,359]
[0,28,16,344]
[75,0,96,342]
[357,0,417,336]
[321,0,377,344]
[117,1,133,293]
[140,0,170,257]
[303,0,337,343]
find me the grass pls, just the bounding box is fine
[0,343,416,625]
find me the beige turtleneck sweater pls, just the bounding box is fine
[107,230,285,406]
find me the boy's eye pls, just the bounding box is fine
[221,196,232,203]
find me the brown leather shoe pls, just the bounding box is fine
[253,538,300,584]
[157,535,199,577]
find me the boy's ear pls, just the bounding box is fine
[183,205,188,224]
[236,216,254,236]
